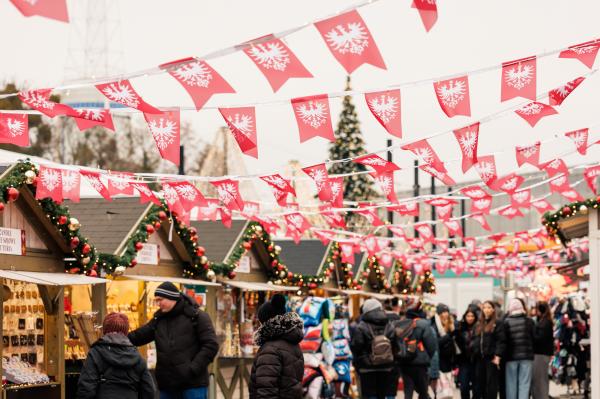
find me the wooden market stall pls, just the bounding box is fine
[0,165,107,399]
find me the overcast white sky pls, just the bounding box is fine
[1,0,600,190]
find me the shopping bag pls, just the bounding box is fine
[435,372,454,399]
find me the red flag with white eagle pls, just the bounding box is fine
[470,195,493,215]
[531,198,554,214]
[313,229,337,245]
[354,154,400,174]
[461,186,489,200]
[426,198,457,207]
[339,242,356,264]
[403,138,446,173]
[444,220,463,237]
[584,165,600,194]
[131,183,160,206]
[541,159,569,178]
[514,102,557,127]
[548,175,571,194]
[511,189,531,209]
[356,203,384,226]
[19,89,73,118]
[161,183,185,216]
[302,163,332,202]
[412,0,438,32]
[220,207,233,229]
[363,235,379,256]
[61,169,80,203]
[96,80,161,114]
[80,170,111,201]
[72,109,115,132]
[498,206,524,220]
[291,94,334,143]
[196,198,221,222]
[565,128,589,155]
[211,179,244,211]
[436,257,449,274]
[559,40,600,69]
[453,122,479,173]
[36,166,63,202]
[219,107,258,158]
[107,171,134,196]
[379,252,393,268]
[284,213,311,235]
[420,165,456,186]
[0,113,28,146]
[415,223,435,243]
[495,173,524,194]
[260,174,296,206]
[549,77,585,106]
[388,225,405,238]
[372,171,397,203]
[434,75,471,117]
[241,201,260,221]
[243,37,313,92]
[314,10,386,74]
[10,0,69,22]
[143,110,180,166]
[172,181,207,210]
[389,200,419,217]
[160,58,235,111]
[436,238,449,252]
[472,213,491,231]
[515,142,541,168]
[501,56,536,101]
[474,155,498,188]
[319,205,346,229]
[561,189,585,202]
[328,177,345,208]
[365,89,402,138]
[435,203,454,221]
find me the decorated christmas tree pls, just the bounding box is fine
[327,77,376,227]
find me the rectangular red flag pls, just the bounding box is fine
[80,170,111,201]
[291,94,334,143]
[36,166,63,202]
[143,109,180,166]
[96,80,161,114]
[434,75,471,117]
[501,56,536,102]
[365,90,402,138]
[61,169,80,203]
[219,106,258,158]
[0,113,28,146]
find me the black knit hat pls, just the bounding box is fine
[436,303,450,315]
[258,294,287,323]
[155,282,180,300]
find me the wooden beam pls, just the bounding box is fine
[41,285,65,399]
[91,283,107,324]
[158,220,193,263]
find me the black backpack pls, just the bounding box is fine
[393,319,419,363]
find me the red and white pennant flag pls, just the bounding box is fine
[434,75,471,117]
[36,166,63,202]
[516,142,541,168]
[0,113,28,147]
[96,80,161,114]
[61,169,80,203]
[219,107,258,158]
[144,110,180,166]
[365,90,402,138]
[559,40,600,69]
[211,179,244,211]
[501,56,536,102]
[292,95,334,143]
[260,174,296,206]
[453,122,480,173]
[549,77,585,106]
[565,128,589,155]
[302,163,332,202]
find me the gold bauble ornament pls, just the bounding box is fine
[114,266,126,275]
[68,218,81,231]
[24,170,36,185]
[274,245,282,254]
[200,256,208,264]
[206,270,216,281]
[82,256,91,265]
[254,225,263,233]
[580,205,588,215]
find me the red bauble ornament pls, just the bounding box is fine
[88,269,98,277]
[70,237,80,249]
[130,259,137,267]
[81,244,91,255]
[189,227,197,236]
[191,235,198,242]
[473,271,479,277]
[287,272,294,279]
[332,255,338,260]
[135,242,144,251]
[355,285,362,290]
[58,215,68,225]
[0,203,5,213]
[6,187,19,202]
[309,282,317,289]
[69,267,80,274]
[297,281,303,287]
[228,271,237,279]
[278,264,285,271]
[562,206,572,216]
[203,263,210,270]
[32,177,39,187]
[196,246,205,256]
[362,271,369,278]
[242,241,252,250]
[158,211,168,221]
[347,271,354,277]
[268,245,274,252]
[271,260,278,267]
[154,221,161,230]
[146,224,155,234]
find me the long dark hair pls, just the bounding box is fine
[536,301,552,323]
[477,300,497,334]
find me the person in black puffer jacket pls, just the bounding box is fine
[351,298,397,399]
[503,298,534,399]
[249,294,304,399]
[77,313,155,399]
[456,307,479,399]
[531,301,554,399]
[128,282,218,399]
[472,301,505,399]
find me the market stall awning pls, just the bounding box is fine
[0,270,108,286]
[122,274,221,287]
[223,280,297,292]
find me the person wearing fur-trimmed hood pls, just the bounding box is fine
[249,294,304,399]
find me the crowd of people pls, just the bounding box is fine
[73,280,588,399]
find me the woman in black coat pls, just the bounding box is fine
[532,301,554,399]
[77,313,155,399]
[249,294,304,399]
[456,307,479,399]
[472,301,505,399]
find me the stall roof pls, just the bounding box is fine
[275,240,329,275]
[190,220,248,263]
[223,280,297,292]
[66,198,150,254]
[0,270,108,285]
[352,253,366,276]
[121,274,221,287]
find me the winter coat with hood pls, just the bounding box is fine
[471,319,506,359]
[388,313,437,367]
[128,294,219,391]
[77,333,155,399]
[533,317,554,356]
[431,314,457,372]
[249,312,304,399]
[503,313,535,361]
[351,308,395,372]
[456,320,477,363]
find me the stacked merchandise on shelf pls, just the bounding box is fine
[298,296,353,399]
[549,294,590,395]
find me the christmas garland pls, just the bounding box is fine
[391,261,414,295]
[542,197,597,240]
[355,256,391,293]
[0,161,98,275]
